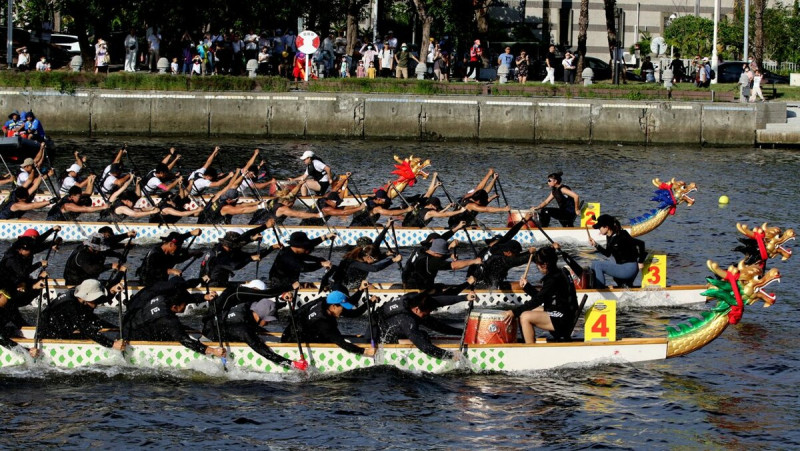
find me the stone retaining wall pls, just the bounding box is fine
[0,88,780,146]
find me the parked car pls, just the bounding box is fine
[715,61,789,84]
[49,33,81,54]
[532,55,642,82]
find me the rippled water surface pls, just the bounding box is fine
[1,137,798,448]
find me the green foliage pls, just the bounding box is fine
[664,15,715,57]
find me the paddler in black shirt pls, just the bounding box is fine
[379,289,475,360]
[281,281,376,357]
[349,188,413,227]
[202,279,304,369]
[532,171,581,227]
[588,214,647,288]
[136,229,202,287]
[502,246,578,342]
[267,231,335,290]
[38,278,126,351]
[299,191,366,226]
[0,286,41,358]
[204,226,280,286]
[124,279,225,358]
[0,236,48,306]
[401,238,482,289]
[63,233,125,285]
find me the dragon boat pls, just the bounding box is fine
[0,176,695,246]
[0,254,783,375]
[510,177,696,237]
[35,282,710,314]
[0,223,790,375]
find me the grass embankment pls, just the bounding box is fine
[2,70,798,101]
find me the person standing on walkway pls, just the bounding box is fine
[542,45,556,84]
[738,66,752,103]
[124,29,138,72]
[516,50,529,83]
[749,69,765,103]
[464,40,483,82]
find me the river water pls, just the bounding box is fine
[1,137,798,448]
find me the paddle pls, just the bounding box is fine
[179,235,200,272]
[207,279,227,372]
[347,178,398,258]
[33,272,49,360]
[437,175,490,234]
[286,286,308,369]
[522,252,534,280]
[462,226,479,258]
[365,284,377,350]
[458,280,477,356]
[0,154,17,187]
[529,217,584,279]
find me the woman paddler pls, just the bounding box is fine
[348,188,412,227]
[502,246,578,343]
[532,171,581,227]
[588,214,647,288]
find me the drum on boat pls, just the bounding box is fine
[464,310,518,344]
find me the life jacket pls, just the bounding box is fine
[306,157,327,182]
[198,198,229,225]
[379,294,411,321]
[0,195,22,220]
[125,296,172,331]
[401,247,424,285]
[350,197,384,227]
[447,208,477,228]
[223,302,252,328]
[249,200,280,225]
[100,198,126,223]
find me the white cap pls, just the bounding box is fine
[242,280,267,291]
[67,163,82,173]
[300,150,315,160]
[74,279,107,302]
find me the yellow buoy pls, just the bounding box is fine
[718,195,729,204]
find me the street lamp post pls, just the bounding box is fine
[6,0,13,68]
[743,0,750,61]
[711,0,720,85]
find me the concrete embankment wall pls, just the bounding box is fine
[0,88,781,146]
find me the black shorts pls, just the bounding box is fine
[548,309,574,339]
[315,181,330,195]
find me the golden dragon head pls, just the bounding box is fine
[393,155,431,180]
[652,177,696,206]
[736,222,795,261]
[707,259,782,307]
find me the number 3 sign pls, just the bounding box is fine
[642,254,667,288]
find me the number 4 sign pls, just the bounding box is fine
[584,300,616,342]
[642,254,667,288]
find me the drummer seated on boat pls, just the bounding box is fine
[46,184,108,222]
[379,290,472,360]
[401,238,482,289]
[502,246,579,343]
[268,231,334,290]
[348,189,413,228]
[203,280,303,368]
[299,191,366,226]
[0,282,44,358]
[136,230,203,287]
[281,283,377,357]
[123,283,225,358]
[38,279,126,351]
[290,150,333,196]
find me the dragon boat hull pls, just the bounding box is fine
[0,191,362,210]
[0,337,670,374]
[0,219,610,246]
[38,282,709,313]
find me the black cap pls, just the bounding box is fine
[288,231,315,249]
[592,214,615,229]
[160,232,186,245]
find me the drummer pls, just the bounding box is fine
[502,246,578,343]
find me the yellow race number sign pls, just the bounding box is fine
[584,300,616,342]
[581,203,600,228]
[642,254,667,288]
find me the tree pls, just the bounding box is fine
[411,0,434,63]
[576,0,589,82]
[473,0,494,35]
[603,0,618,79]
[664,15,714,57]
[754,0,765,70]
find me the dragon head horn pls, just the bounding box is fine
[737,222,757,239]
[651,178,663,187]
[706,259,730,279]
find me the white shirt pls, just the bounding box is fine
[17,170,30,186]
[125,34,138,53]
[192,178,211,196]
[60,176,77,194]
[102,174,118,194]
[380,49,393,69]
[144,176,163,194]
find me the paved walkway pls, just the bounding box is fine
[756,103,800,146]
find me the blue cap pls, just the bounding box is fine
[326,291,354,310]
